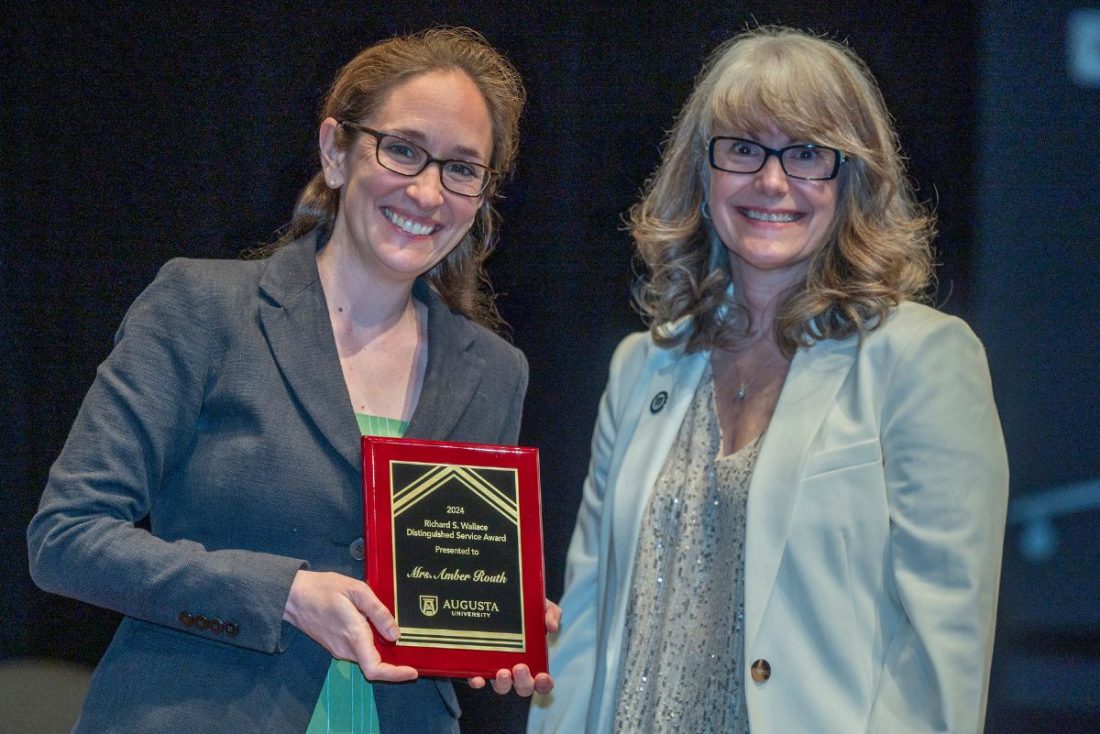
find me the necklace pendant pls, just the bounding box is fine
[736,383,747,400]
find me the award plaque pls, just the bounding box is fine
[362,436,547,678]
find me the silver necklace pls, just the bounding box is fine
[735,351,781,400]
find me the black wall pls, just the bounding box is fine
[977,3,1100,731]
[3,3,1096,732]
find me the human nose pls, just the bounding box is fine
[754,154,789,195]
[405,163,446,208]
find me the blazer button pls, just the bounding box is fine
[178,611,194,627]
[195,614,210,631]
[209,618,224,635]
[750,659,772,683]
[223,621,240,638]
[349,538,365,561]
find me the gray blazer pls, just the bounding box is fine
[27,234,528,733]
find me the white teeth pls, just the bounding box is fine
[384,208,436,235]
[743,209,799,223]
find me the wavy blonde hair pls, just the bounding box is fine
[258,27,525,331]
[631,26,935,354]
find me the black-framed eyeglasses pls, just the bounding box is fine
[707,136,847,181]
[338,121,495,197]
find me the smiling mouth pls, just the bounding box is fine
[383,207,439,236]
[739,208,802,223]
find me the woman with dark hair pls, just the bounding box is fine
[529,26,1007,733]
[28,26,554,734]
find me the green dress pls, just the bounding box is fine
[305,414,407,734]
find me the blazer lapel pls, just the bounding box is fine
[405,281,482,441]
[609,346,709,577]
[257,236,361,471]
[743,334,860,650]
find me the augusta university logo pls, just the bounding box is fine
[419,595,439,617]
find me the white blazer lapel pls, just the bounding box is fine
[588,344,709,730]
[608,348,709,576]
[743,335,860,650]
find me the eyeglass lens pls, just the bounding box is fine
[711,138,839,180]
[374,134,488,196]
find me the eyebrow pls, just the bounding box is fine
[387,128,488,164]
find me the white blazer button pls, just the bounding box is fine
[750,659,771,682]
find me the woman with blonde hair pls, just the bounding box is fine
[529,25,1006,733]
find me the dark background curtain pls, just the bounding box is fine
[3,2,1097,731]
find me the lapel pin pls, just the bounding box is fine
[650,391,668,414]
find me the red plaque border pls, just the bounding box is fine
[362,436,547,678]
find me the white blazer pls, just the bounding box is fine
[529,302,1008,734]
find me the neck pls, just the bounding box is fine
[316,237,416,331]
[729,261,807,337]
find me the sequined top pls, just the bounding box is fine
[613,368,759,733]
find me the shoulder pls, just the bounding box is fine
[148,234,325,315]
[141,255,265,309]
[863,301,983,357]
[468,318,529,379]
[119,256,264,336]
[145,234,321,311]
[158,254,266,289]
[610,327,689,378]
[422,285,528,384]
[878,300,967,333]
[608,330,655,382]
[158,255,263,279]
[603,328,700,412]
[855,302,991,387]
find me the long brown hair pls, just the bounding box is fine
[258,27,525,331]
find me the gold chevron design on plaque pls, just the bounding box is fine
[391,463,518,525]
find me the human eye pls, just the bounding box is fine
[442,160,479,181]
[382,137,424,163]
[713,138,759,163]
[791,145,835,164]
[785,145,836,176]
[721,138,765,166]
[729,139,761,158]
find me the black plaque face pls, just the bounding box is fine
[389,462,525,652]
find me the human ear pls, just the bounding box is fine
[319,117,346,188]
